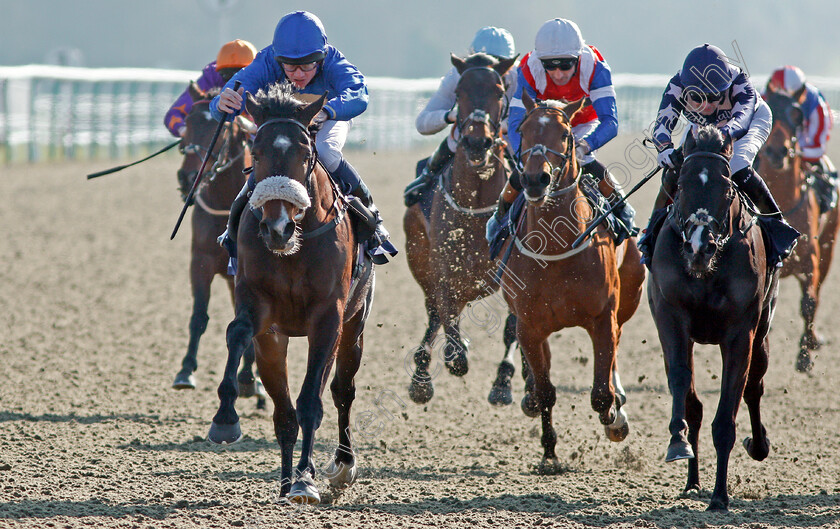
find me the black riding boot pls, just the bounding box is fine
[405,138,455,207]
[218,182,250,258]
[733,166,800,266]
[330,159,398,264]
[639,167,679,266]
[808,156,839,214]
[582,160,639,244]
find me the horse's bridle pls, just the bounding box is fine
[673,151,737,248]
[517,105,575,195]
[180,100,248,183]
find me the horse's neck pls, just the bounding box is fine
[303,165,338,226]
[449,148,507,207]
[761,151,804,205]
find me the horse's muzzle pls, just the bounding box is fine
[259,217,300,254]
[682,230,719,276]
[521,171,551,202]
[462,135,494,165]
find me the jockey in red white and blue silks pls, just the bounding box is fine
[766,65,834,163]
[489,18,636,245]
[210,10,396,264]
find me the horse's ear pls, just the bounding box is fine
[188,81,203,102]
[721,131,734,158]
[244,92,264,125]
[563,97,588,121]
[683,129,697,154]
[494,55,518,77]
[522,89,535,112]
[298,92,327,126]
[451,54,468,74]
[789,105,804,128]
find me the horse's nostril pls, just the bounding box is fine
[282,221,296,240]
[683,241,693,254]
[704,242,718,256]
[539,172,551,187]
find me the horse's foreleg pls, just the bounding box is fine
[408,298,441,404]
[589,312,629,443]
[489,313,518,406]
[796,264,819,372]
[684,373,703,492]
[708,331,753,511]
[327,316,365,490]
[657,310,696,463]
[517,326,558,473]
[254,333,296,498]
[289,308,342,504]
[743,332,771,462]
[208,305,260,445]
[173,257,214,389]
[440,296,470,377]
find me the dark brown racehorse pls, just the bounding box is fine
[758,91,839,372]
[498,93,645,474]
[171,83,265,404]
[207,83,374,505]
[649,125,778,511]
[403,53,521,405]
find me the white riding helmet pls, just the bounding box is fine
[534,18,585,59]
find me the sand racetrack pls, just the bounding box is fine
[1,137,840,528]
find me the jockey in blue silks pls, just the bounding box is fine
[404,26,518,206]
[639,43,798,267]
[211,10,397,264]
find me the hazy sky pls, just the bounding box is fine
[3,0,839,79]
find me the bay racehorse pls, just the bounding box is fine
[206,83,374,505]
[171,83,265,406]
[498,93,645,474]
[404,53,523,406]
[758,91,839,372]
[648,125,778,511]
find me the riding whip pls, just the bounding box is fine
[170,81,240,240]
[86,140,182,179]
[571,166,662,249]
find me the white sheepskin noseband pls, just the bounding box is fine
[249,176,311,210]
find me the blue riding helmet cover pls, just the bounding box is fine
[679,43,734,94]
[272,11,328,63]
[469,26,516,59]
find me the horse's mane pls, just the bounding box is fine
[693,125,725,154]
[250,82,305,118]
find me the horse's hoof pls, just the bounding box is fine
[256,397,267,410]
[288,471,320,504]
[605,408,630,442]
[238,381,256,398]
[520,394,540,418]
[488,384,513,406]
[537,457,564,475]
[445,354,469,377]
[665,440,695,462]
[408,379,434,404]
[325,459,357,489]
[795,349,814,373]
[743,436,770,461]
[207,421,243,445]
[172,372,196,390]
[802,332,824,350]
[706,497,728,511]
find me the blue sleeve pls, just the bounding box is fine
[320,48,368,121]
[719,72,756,141]
[210,46,280,122]
[506,67,535,156]
[652,73,685,151]
[583,61,618,151]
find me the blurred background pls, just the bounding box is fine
[1,0,838,162]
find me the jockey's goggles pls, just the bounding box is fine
[685,90,725,104]
[276,58,319,73]
[541,57,578,71]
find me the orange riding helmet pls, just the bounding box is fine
[216,39,257,71]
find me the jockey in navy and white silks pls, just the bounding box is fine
[211,10,396,264]
[487,18,637,246]
[640,44,799,268]
[404,26,518,206]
